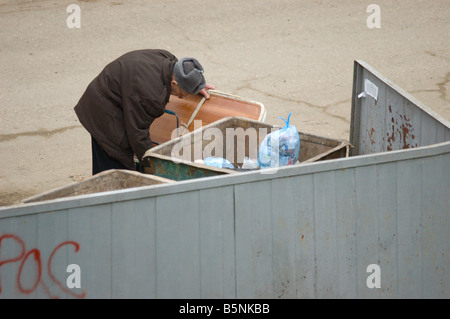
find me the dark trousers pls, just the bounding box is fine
[91,136,128,175]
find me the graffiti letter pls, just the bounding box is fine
[17,249,42,294]
[48,241,85,298]
[0,234,26,294]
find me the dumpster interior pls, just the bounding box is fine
[143,117,351,181]
[22,169,174,203]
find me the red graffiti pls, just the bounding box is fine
[0,234,25,294]
[0,233,85,298]
[17,249,41,294]
[47,241,85,298]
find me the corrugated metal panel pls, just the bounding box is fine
[1,142,448,299]
[233,146,448,299]
[350,60,450,155]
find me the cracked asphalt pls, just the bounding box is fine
[1,0,449,206]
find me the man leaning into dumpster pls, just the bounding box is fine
[74,49,215,175]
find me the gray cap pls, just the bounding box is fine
[173,57,206,95]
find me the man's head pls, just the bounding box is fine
[171,57,206,98]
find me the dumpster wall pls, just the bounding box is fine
[350,60,450,155]
[0,141,448,299]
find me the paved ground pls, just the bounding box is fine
[1,0,449,206]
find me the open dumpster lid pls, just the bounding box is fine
[149,90,266,146]
[350,60,450,156]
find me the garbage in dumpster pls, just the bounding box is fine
[143,117,349,181]
[258,113,300,169]
[203,157,235,169]
[241,157,259,170]
[202,156,260,172]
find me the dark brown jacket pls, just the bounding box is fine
[74,49,177,169]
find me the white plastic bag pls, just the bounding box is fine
[258,113,300,169]
[241,157,259,170]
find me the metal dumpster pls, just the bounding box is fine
[22,169,174,203]
[0,61,448,299]
[143,117,351,181]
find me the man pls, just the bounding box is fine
[74,49,214,175]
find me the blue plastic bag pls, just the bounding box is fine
[258,113,300,169]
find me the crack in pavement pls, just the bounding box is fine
[0,125,81,143]
[424,51,450,62]
[409,71,450,103]
[436,72,450,103]
[236,69,450,125]
[1,74,445,143]
[235,81,351,124]
[162,17,213,51]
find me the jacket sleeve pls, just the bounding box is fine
[122,92,166,162]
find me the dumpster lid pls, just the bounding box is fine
[149,90,266,146]
[350,60,450,156]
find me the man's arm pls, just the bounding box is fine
[122,94,164,162]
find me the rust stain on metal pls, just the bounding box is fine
[399,114,415,149]
[387,125,395,151]
[386,112,416,151]
[369,128,376,145]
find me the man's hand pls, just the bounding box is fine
[199,84,215,99]
[139,155,152,173]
